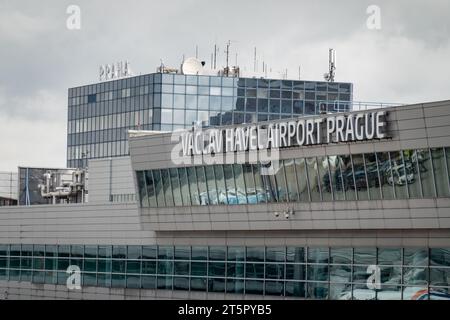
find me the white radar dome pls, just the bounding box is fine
[182,57,204,75]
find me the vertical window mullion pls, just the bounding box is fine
[281,160,290,202]
[400,151,410,199]
[362,154,370,199]
[375,153,383,199]
[292,158,301,202]
[428,149,438,197]
[304,159,312,202]
[327,156,335,201]
[388,152,396,199]
[443,147,450,196]
[350,154,358,201]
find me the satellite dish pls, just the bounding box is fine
[182,57,203,75]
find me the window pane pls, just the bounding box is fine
[174,246,190,260]
[266,247,286,263]
[352,154,369,200]
[354,248,376,265]
[187,167,200,205]
[294,158,310,201]
[161,169,174,206]
[158,246,174,260]
[178,168,191,206]
[317,156,333,201]
[266,264,285,280]
[418,149,434,198]
[390,151,408,199]
[145,171,157,207]
[228,247,245,262]
[170,168,182,206]
[153,170,165,207]
[404,248,428,266]
[285,281,305,297]
[191,246,208,260]
[377,152,394,200]
[287,247,305,263]
[432,148,450,197]
[205,166,218,205]
[196,166,209,205]
[403,150,421,198]
[174,261,189,275]
[245,263,264,279]
[283,159,299,201]
[174,277,189,290]
[136,171,148,207]
[214,165,227,205]
[330,248,352,264]
[253,164,267,203]
[191,262,207,276]
[142,246,157,260]
[306,157,320,201]
[242,164,257,204]
[364,153,382,200]
[233,164,247,204]
[275,161,288,202]
[209,247,226,261]
[208,262,225,277]
[227,263,245,278]
[223,164,237,204]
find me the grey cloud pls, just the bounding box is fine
[0,0,449,170]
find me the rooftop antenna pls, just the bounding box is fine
[225,40,231,76]
[195,45,198,59]
[213,44,218,69]
[324,48,336,82]
[298,66,301,80]
[254,47,257,72]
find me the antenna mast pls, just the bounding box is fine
[225,40,231,76]
[324,48,336,82]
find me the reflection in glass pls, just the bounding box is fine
[295,159,310,201]
[242,164,257,204]
[317,156,332,201]
[170,168,182,206]
[390,151,408,199]
[377,152,394,200]
[187,167,200,205]
[205,166,218,205]
[145,171,157,207]
[196,166,209,205]
[403,150,421,198]
[418,149,434,198]
[153,170,165,207]
[431,148,450,197]
[178,168,191,206]
[214,165,227,205]
[306,157,320,201]
[233,164,247,204]
[224,164,237,204]
[161,169,174,206]
[351,154,368,200]
[275,161,288,202]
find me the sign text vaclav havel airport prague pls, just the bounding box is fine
[181,111,388,156]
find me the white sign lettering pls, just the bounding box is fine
[181,111,388,156]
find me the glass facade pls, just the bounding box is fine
[67,74,352,167]
[136,148,449,208]
[1,244,448,300]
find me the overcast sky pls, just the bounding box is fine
[0,0,449,171]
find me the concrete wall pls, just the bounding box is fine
[88,157,136,204]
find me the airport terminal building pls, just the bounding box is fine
[0,70,450,300]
